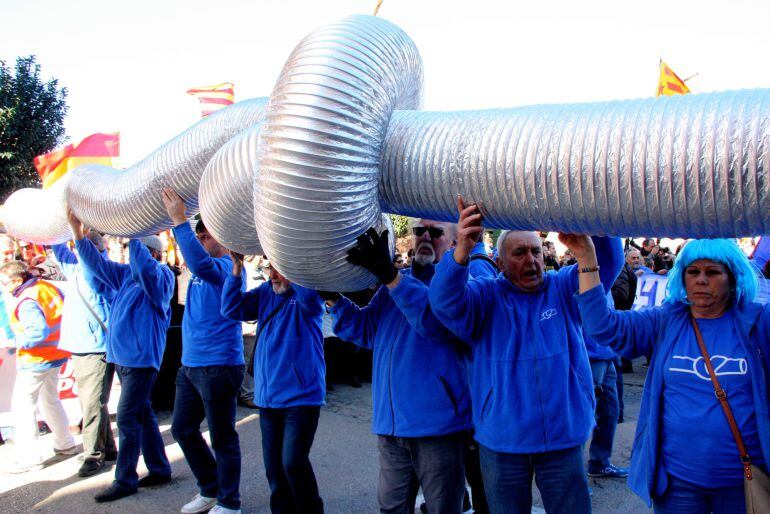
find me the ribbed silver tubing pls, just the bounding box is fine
[0,173,72,245]
[63,98,268,238]
[199,124,264,256]
[254,15,422,290]
[380,90,770,238]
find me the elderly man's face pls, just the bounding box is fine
[626,250,642,269]
[412,220,454,266]
[0,239,15,264]
[498,231,545,292]
[268,265,291,295]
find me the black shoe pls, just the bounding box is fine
[138,473,172,487]
[94,483,136,502]
[105,450,118,462]
[78,459,105,478]
[237,397,258,409]
[617,415,624,424]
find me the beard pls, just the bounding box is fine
[272,282,290,295]
[413,243,436,266]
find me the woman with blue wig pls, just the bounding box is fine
[564,235,770,513]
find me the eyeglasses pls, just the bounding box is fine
[412,226,444,239]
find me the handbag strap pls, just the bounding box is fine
[689,315,754,480]
[74,275,108,334]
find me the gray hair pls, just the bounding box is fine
[0,260,28,280]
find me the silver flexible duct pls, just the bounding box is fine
[379,90,770,237]
[254,15,422,290]
[199,124,264,256]
[60,98,268,238]
[0,173,72,245]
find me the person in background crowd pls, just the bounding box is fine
[576,238,770,512]
[51,232,116,477]
[162,189,246,514]
[0,234,18,263]
[430,197,624,514]
[326,219,471,514]
[221,253,325,514]
[67,209,175,503]
[543,241,561,271]
[393,253,406,270]
[0,260,76,473]
[406,248,415,267]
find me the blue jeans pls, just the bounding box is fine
[259,406,323,514]
[653,474,744,513]
[479,444,590,514]
[587,359,619,470]
[114,366,171,491]
[171,365,244,510]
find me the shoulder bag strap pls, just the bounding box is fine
[689,315,754,480]
[74,276,108,334]
[247,289,295,376]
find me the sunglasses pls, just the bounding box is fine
[412,226,444,239]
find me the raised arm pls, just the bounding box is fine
[328,288,388,349]
[388,273,457,339]
[220,272,263,322]
[291,283,324,318]
[128,240,174,312]
[71,224,127,293]
[51,243,79,278]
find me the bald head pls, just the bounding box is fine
[496,230,545,292]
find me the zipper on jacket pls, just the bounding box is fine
[531,294,549,447]
[387,323,402,436]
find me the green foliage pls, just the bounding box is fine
[389,214,412,238]
[0,56,68,201]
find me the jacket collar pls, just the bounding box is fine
[13,276,38,297]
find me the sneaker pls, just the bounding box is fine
[209,505,241,514]
[587,463,629,478]
[54,445,80,456]
[94,483,136,502]
[138,473,172,487]
[181,493,217,514]
[78,459,106,478]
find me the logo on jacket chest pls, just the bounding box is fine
[540,308,558,322]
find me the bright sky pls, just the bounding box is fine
[2,0,769,165]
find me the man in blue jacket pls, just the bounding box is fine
[161,189,245,514]
[429,200,624,514]
[52,232,115,478]
[221,254,325,514]
[326,220,472,514]
[66,209,174,503]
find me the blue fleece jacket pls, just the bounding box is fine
[76,238,174,370]
[429,236,623,454]
[172,222,244,367]
[583,291,617,361]
[51,244,110,354]
[469,242,498,279]
[220,275,324,408]
[577,284,770,506]
[331,264,472,437]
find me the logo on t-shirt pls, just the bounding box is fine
[540,308,557,322]
[669,355,748,381]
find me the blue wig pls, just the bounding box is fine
[665,239,759,306]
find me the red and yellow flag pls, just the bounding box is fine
[34,132,120,189]
[186,82,235,117]
[656,60,690,97]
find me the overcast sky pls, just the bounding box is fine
[2,0,769,164]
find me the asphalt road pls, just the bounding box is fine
[0,364,652,513]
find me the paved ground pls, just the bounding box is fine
[0,363,652,513]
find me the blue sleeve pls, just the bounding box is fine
[428,249,491,343]
[14,300,50,349]
[75,238,127,292]
[172,222,231,285]
[388,273,455,339]
[292,284,324,318]
[221,274,263,321]
[127,239,174,312]
[330,289,387,349]
[51,243,78,278]
[593,236,624,291]
[576,284,663,359]
[469,242,498,279]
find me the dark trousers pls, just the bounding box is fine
[588,359,619,470]
[378,432,466,514]
[653,474,745,513]
[464,434,489,514]
[259,406,324,514]
[479,444,591,514]
[114,366,171,492]
[614,359,625,420]
[172,365,244,510]
[71,353,116,461]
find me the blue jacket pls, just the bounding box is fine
[76,238,174,370]
[173,222,244,367]
[331,264,472,437]
[220,275,324,408]
[583,291,617,361]
[51,244,110,354]
[429,237,623,453]
[577,284,770,506]
[469,242,498,279]
[10,279,67,371]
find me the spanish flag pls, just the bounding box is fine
[34,132,120,189]
[186,82,235,117]
[656,60,690,97]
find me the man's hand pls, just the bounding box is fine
[346,228,399,287]
[557,234,596,261]
[318,291,341,306]
[454,194,484,265]
[161,188,188,225]
[66,207,85,241]
[231,251,244,276]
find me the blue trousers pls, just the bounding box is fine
[259,406,324,514]
[588,359,619,470]
[479,444,590,514]
[114,366,171,491]
[171,365,244,510]
[653,474,744,513]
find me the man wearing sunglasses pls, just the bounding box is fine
[324,218,472,514]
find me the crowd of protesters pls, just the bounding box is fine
[0,191,768,514]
